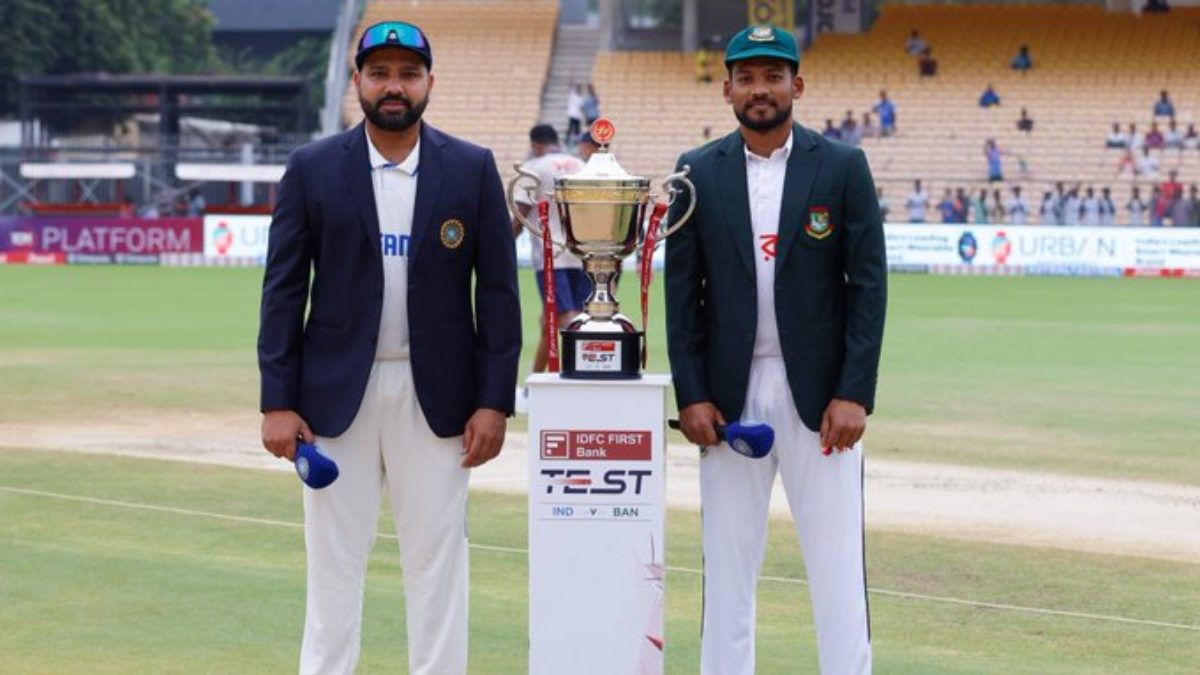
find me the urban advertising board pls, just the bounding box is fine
[885,224,1200,277]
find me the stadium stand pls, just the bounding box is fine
[592,5,1200,223]
[342,0,558,177]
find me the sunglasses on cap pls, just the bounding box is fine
[359,22,427,50]
[356,21,432,70]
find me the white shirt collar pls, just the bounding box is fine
[366,125,420,176]
[744,129,793,164]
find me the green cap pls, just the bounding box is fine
[724,25,800,68]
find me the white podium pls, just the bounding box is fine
[527,373,671,675]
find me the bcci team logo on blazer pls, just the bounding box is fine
[440,218,465,249]
[805,206,833,240]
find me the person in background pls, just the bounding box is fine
[565,83,585,144]
[918,46,938,78]
[822,119,842,141]
[1127,186,1147,226]
[1186,185,1200,227]
[1063,185,1082,226]
[1010,44,1032,72]
[841,113,862,146]
[874,90,897,136]
[582,84,601,125]
[984,139,1004,182]
[1144,122,1164,150]
[860,112,878,139]
[979,84,1001,108]
[1099,187,1117,226]
[1080,186,1101,226]
[953,187,970,223]
[1136,146,1159,179]
[1149,185,1165,227]
[990,187,1006,223]
[1105,122,1128,149]
[1169,184,1193,227]
[1006,185,1029,225]
[1164,119,1183,150]
[1183,123,1199,150]
[1016,108,1034,134]
[937,188,958,223]
[972,188,989,224]
[1153,90,1175,118]
[905,29,927,55]
[187,189,206,216]
[1039,191,1057,224]
[906,179,929,222]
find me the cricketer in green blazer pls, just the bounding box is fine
[664,121,887,434]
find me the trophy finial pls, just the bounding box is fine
[590,118,616,150]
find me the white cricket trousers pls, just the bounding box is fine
[299,360,469,675]
[700,356,871,675]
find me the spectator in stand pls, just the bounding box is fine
[566,83,585,144]
[1162,170,1183,204]
[972,189,989,223]
[937,189,958,223]
[1017,108,1034,134]
[984,139,1004,182]
[582,84,601,125]
[905,29,927,56]
[979,85,1001,108]
[1149,185,1165,226]
[1128,186,1148,226]
[1128,122,1143,150]
[1039,191,1057,224]
[822,119,842,141]
[1186,185,1200,227]
[918,47,938,78]
[1170,185,1192,227]
[1144,122,1165,150]
[874,91,897,136]
[1136,146,1159,179]
[1080,187,1101,226]
[119,195,136,219]
[1116,148,1136,178]
[953,188,970,223]
[1105,122,1128,149]
[1183,124,1199,150]
[990,188,1006,223]
[841,115,861,146]
[1100,187,1117,226]
[1063,186,1082,226]
[1006,186,1030,225]
[1053,182,1068,224]
[1153,90,1175,118]
[860,112,878,139]
[906,180,929,223]
[187,189,206,216]
[1010,45,1032,72]
[877,187,890,222]
[1164,119,1183,150]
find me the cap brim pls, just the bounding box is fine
[355,44,432,70]
[725,48,799,67]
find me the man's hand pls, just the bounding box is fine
[820,398,866,454]
[462,408,507,468]
[261,410,313,461]
[678,401,726,447]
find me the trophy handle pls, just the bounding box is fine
[653,164,697,244]
[507,163,567,250]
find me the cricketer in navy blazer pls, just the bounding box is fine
[258,121,521,439]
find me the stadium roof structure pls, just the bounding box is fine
[18,73,309,145]
[207,0,341,32]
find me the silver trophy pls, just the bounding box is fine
[508,118,695,379]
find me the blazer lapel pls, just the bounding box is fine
[343,123,381,261]
[715,132,755,278]
[774,123,821,270]
[407,123,446,265]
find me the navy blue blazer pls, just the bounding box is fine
[258,122,521,438]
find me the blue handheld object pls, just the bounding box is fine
[295,442,339,489]
[668,419,775,459]
[718,421,775,459]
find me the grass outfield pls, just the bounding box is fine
[1,449,1197,674]
[1,266,1197,483]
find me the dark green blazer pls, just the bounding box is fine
[664,123,887,431]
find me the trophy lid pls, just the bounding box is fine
[559,118,647,185]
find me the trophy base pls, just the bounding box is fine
[560,330,643,380]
